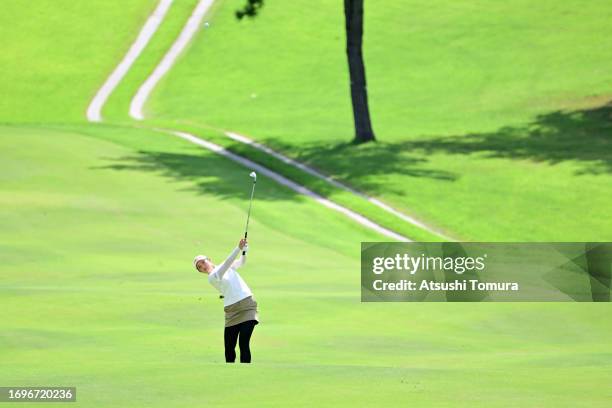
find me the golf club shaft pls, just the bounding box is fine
[243,180,256,255]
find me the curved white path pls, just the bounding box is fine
[86,0,174,122]
[130,0,215,120]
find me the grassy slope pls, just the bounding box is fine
[148,0,612,241]
[1,1,611,407]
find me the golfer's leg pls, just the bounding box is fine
[224,325,239,363]
[238,321,256,363]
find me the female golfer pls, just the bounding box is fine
[194,238,259,363]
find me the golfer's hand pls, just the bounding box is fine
[239,239,247,249]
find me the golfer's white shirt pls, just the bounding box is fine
[208,246,253,307]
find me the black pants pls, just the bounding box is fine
[224,320,257,363]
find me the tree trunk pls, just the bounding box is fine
[344,0,375,143]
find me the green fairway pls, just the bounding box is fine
[1,0,611,406]
[148,0,612,241]
[2,126,611,406]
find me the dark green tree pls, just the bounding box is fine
[235,0,264,19]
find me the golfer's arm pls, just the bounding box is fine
[215,247,241,278]
[232,245,248,269]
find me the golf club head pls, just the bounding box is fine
[249,171,257,182]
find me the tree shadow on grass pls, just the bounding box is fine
[264,102,612,190]
[95,103,610,203]
[257,138,458,197]
[403,103,612,175]
[96,142,458,199]
[95,150,300,202]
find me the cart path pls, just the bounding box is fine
[87,0,174,122]
[130,0,215,120]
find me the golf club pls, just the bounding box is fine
[244,171,257,255]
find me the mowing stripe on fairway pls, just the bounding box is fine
[169,129,410,241]
[130,0,215,120]
[226,131,453,241]
[86,0,174,122]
